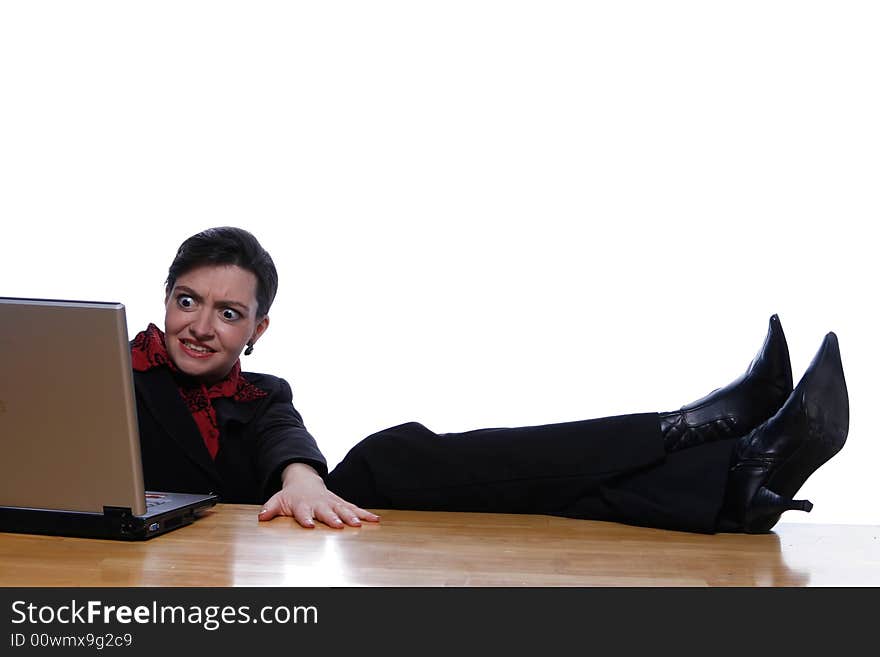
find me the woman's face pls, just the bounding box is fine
[164,264,269,384]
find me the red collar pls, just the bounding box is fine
[131,323,260,397]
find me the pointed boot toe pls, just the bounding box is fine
[660,314,794,452]
[724,332,850,533]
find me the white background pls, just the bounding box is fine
[1,2,877,526]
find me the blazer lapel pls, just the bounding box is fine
[133,367,222,487]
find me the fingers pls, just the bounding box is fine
[257,496,282,522]
[291,503,317,529]
[350,504,381,523]
[314,503,349,529]
[327,500,382,526]
[335,504,367,527]
[327,492,380,525]
[259,495,316,529]
[314,502,382,528]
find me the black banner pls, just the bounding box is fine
[0,587,872,655]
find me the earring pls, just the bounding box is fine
[244,343,254,356]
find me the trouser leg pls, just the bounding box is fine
[552,439,736,533]
[325,412,734,533]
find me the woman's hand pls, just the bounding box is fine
[258,462,381,529]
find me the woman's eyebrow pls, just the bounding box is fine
[175,285,251,313]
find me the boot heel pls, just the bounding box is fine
[742,486,813,534]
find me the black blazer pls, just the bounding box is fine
[133,367,328,504]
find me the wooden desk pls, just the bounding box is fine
[1,504,877,586]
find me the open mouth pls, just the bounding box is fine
[179,339,216,358]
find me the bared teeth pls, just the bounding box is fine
[182,341,212,353]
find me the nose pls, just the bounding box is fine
[188,308,215,341]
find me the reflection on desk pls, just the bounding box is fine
[1,504,878,586]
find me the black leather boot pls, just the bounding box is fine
[722,332,849,533]
[659,314,793,452]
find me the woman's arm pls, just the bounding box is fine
[249,374,379,528]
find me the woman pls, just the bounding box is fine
[131,226,849,534]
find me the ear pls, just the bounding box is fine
[250,315,270,346]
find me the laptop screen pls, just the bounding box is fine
[0,298,147,516]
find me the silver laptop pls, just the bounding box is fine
[0,297,217,540]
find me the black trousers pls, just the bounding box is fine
[325,412,737,534]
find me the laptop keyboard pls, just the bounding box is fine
[145,493,169,508]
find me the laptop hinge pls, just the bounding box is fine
[102,506,138,537]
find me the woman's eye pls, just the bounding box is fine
[222,308,240,321]
[177,295,195,309]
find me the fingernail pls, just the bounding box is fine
[259,509,268,514]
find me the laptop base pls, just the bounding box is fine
[0,495,218,541]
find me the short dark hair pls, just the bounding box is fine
[165,227,278,318]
